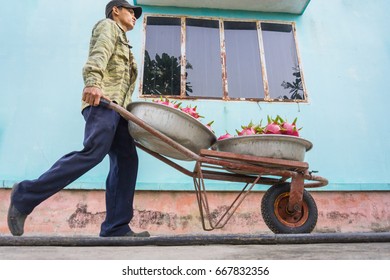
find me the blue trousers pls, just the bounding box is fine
[13,105,139,237]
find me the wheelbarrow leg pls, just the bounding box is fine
[193,161,262,231]
[288,173,305,217]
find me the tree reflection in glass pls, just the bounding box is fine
[281,65,304,100]
[142,50,193,96]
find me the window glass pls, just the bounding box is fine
[186,18,222,98]
[224,21,264,99]
[261,23,304,100]
[143,17,181,95]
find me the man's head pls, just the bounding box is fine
[106,0,142,19]
[105,0,142,31]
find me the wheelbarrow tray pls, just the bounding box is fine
[214,134,313,162]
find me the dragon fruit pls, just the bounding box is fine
[181,105,203,119]
[153,97,181,109]
[227,115,302,138]
[264,116,282,135]
[281,117,300,137]
[217,132,233,140]
[236,121,257,136]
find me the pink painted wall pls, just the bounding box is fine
[1,189,389,236]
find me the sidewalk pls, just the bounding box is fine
[1,232,390,260]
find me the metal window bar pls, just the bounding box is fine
[180,17,186,97]
[257,21,270,100]
[291,22,308,101]
[219,19,229,100]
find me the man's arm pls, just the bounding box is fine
[82,20,117,106]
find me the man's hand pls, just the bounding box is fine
[82,86,104,106]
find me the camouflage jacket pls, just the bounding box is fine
[82,19,138,110]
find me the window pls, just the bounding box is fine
[141,16,306,102]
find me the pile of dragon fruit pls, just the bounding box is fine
[218,116,301,140]
[152,98,301,141]
[152,97,215,131]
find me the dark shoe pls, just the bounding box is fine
[125,230,150,237]
[7,183,28,236]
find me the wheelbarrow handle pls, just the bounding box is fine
[99,98,111,108]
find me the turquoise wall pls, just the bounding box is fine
[1,0,389,191]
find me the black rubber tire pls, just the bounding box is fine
[261,182,318,234]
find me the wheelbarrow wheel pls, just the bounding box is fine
[261,182,318,234]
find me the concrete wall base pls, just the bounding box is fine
[1,189,389,236]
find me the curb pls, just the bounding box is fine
[1,232,390,246]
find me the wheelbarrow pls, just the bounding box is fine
[100,99,328,234]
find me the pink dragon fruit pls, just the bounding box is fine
[231,115,301,138]
[181,105,203,119]
[236,121,257,136]
[264,116,282,134]
[153,97,181,109]
[281,117,300,137]
[217,132,233,140]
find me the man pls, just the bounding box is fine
[7,0,150,238]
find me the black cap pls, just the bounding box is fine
[105,0,142,19]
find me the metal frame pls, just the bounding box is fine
[140,14,308,103]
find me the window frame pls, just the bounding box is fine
[139,14,308,103]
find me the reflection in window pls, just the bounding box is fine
[186,19,222,98]
[224,21,264,99]
[261,23,304,100]
[143,17,181,95]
